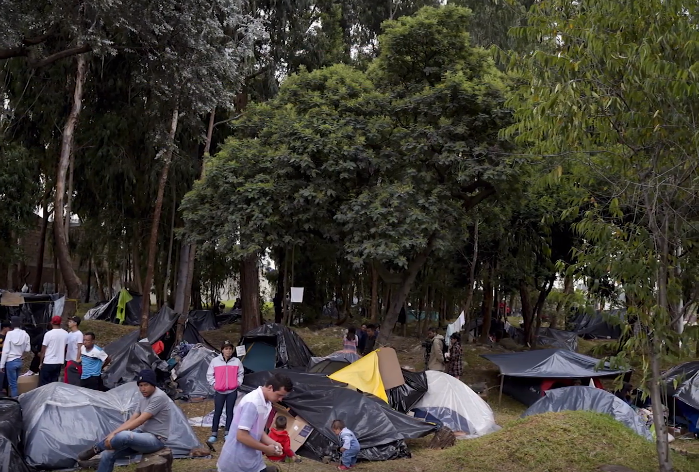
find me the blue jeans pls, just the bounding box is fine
[95,430,165,472]
[340,447,360,467]
[5,358,23,397]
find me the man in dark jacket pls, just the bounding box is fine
[362,324,377,356]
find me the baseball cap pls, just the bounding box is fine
[221,340,234,349]
[51,316,62,325]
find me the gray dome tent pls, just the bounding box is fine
[18,382,203,470]
[522,386,652,440]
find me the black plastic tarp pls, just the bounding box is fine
[175,345,217,398]
[19,382,203,469]
[242,370,437,461]
[216,309,241,326]
[387,370,428,414]
[0,292,61,326]
[662,362,699,400]
[481,349,628,378]
[0,398,31,472]
[569,310,624,339]
[307,351,359,372]
[102,306,214,389]
[522,386,652,440]
[507,326,578,351]
[241,323,314,370]
[84,290,143,326]
[188,310,219,331]
[675,371,699,411]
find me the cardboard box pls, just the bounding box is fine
[270,404,314,452]
[376,347,405,390]
[17,375,39,395]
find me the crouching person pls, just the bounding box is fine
[77,369,170,472]
[331,419,360,470]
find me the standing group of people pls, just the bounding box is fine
[425,327,463,379]
[342,324,378,356]
[0,315,110,397]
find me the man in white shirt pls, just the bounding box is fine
[39,316,68,386]
[64,316,84,385]
[0,316,31,397]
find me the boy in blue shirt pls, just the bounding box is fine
[80,332,110,390]
[331,419,360,470]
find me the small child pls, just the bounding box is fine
[266,416,301,463]
[342,327,358,352]
[331,419,360,470]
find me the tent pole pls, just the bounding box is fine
[499,374,504,405]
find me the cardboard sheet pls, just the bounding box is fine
[270,404,314,452]
[377,347,405,390]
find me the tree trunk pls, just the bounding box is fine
[240,252,260,336]
[53,53,87,319]
[64,152,74,242]
[85,257,92,303]
[133,245,143,294]
[370,264,379,323]
[377,236,435,344]
[162,184,177,305]
[173,241,190,315]
[32,202,50,293]
[140,107,179,338]
[650,337,673,471]
[519,280,533,343]
[529,277,555,347]
[479,261,494,343]
[93,258,106,302]
[462,218,479,321]
[551,272,573,329]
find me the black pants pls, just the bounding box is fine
[39,363,62,387]
[80,376,104,391]
[211,391,236,434]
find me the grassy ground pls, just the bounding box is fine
[70,320,698,472]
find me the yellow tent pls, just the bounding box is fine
[328,351,388,402]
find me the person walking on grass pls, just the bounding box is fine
[77,369,170,472]
[39,316,68,386]
[80,332,110,391]
[64,316,84,385]
[206,340,244,443]
[331,419,360,470]
[446,332,463,380]
[426,327,445,372]
[0,317,31,397]
[217,373,294,472]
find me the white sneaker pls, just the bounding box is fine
[20,371,35,377]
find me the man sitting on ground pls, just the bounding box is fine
[78,369,170,472]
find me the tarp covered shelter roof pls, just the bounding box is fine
[329,350,388,401]
[481,349,627,378]
[507,326,578,351]
[569,310,624,339]
[661,361,699,400]
[240,323,313,371]
[0,398,31,472]
[412,371,499,438]
[84,289,142,325]
[386,370,428,414]
[522,386,652,440]
[241,370,437,461]
[103,305,214,389]
[0,292,61,326]
[19,382,203,470]
[188,310,219,332]
[675,371,699,411]
[175,345,217,399]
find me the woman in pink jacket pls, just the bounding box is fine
[206,340,244,443]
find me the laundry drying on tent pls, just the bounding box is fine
[328,348,406,403]
[187,309,219,331]
[307,350,360,374]
[522,386,653,440]
[411,371,500,439]
[239,323,314,372]
[19,382,204,470]
[102,305,215,390]
[568,309,624,339]
[482,349,629,406]
[506,325,578,351]
[241,370,438,462]
[83,289,143,325]
[0,398,31,472]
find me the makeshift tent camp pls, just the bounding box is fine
[674,371,699,434]
[482,349,628,406]
[412,371,500,438]
[0,398,31,472]
[241,370,438,462]
[328,348,406,403]
[216,308,241,326]
[187,310,219,331]
[103,305,215,389]
[506,326,578,351]
[175,345,217,399]
[84,289,143,325]
[239,323,313,372]
[0,291,61,326]
[307,350,360,374]
[19,382,203,469]
[522,386,653,440]
[569,310,624,339]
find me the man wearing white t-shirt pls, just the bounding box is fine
[64,316,84,385]
[39,316,68,386]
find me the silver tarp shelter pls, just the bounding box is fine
[482,349,628,406]
[175,345,217,398]
[19,382,203,469]
[522,386,653,440]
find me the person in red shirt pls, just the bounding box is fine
[265,416,302,463]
